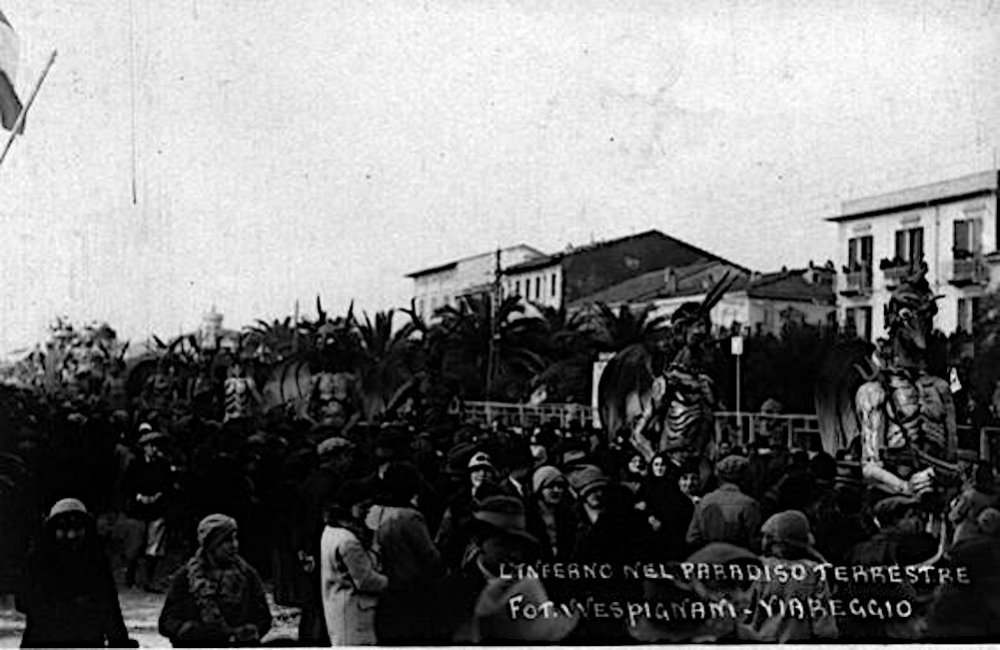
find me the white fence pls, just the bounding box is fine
[451,401,820,444]
[451,401,997,462]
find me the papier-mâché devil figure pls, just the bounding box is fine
[598,274,736,485]
[817,260,959,503]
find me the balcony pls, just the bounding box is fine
[950,256,988,287]
[882,263,910,289]
[839,267,872,296]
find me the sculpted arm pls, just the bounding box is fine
[857,381,910,495]
[943,383,958,462]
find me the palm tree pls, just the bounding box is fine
[431,294,547,401]
[354,309,420,422]
[244,317,298,366]
[531,305,596,403]
[589,302,670,353]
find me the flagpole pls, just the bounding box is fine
[0,49,57,170]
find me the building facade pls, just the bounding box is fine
[406,245,544,322]
[831,170,1000,341]
[572,261,836,336]
[502,230,742,312]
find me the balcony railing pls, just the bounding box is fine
[882,264,910,288]
[840,268,872,296]
[950,256,988,286]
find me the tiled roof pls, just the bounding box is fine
[572,264,834,307]
[406,244,545,279]
[502,229,745,275]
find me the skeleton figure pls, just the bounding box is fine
[856,263,958,498]
[599,275,735,483]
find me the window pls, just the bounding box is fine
[858,306,873,341]
[551,273,558,297]
[958,297,980,334]
[953,219,982,259]
[844,306,873,341]
[515,280,521,296]
[894,227,924,263]
[847,235,873,270]
[417,299,425,319]
[535,277,541,300]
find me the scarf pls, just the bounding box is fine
[185,549,252,626]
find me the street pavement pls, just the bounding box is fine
[0,589,300,647]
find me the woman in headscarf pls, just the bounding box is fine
[20,498,134,648]
[637,452,694,561]
[158,514,272,647]
[320,481,389,646]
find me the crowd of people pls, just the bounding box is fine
[1,376,999,646]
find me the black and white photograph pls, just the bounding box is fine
[1,0,999,646]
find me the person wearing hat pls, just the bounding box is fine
[630,542,765,644]
[366,462,443,644]
[525,465,578,560]
[121,428,178,591]
[449,495,577,644]
[20,499,135,648]
[949,461,998,545]
[292,433,360,645]
[569,469,655,643]
[746,511,838,642]
[925,504,1000,640]
[434,450,501,571]
[840,495,936,640]
[686,454,761,551]
[159,514,272,647]
[320,481,388,646]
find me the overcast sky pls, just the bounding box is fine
[0,0,998,352]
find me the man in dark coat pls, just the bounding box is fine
[839,496,938,640]
[20,499,134,648]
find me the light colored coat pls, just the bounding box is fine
[320,525,388,646]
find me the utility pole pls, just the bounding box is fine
[485,247,501,409]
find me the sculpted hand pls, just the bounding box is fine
[908,468,935,496]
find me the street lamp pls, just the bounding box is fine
[731,334,744,443]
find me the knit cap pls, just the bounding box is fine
[715,454,749,483]
[567,464,608,497]
[531,465,566,493]
[197,513,238,550]
[761,510,823,560]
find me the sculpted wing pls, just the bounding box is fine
[814,339,875,455]
[597,343,655,444]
